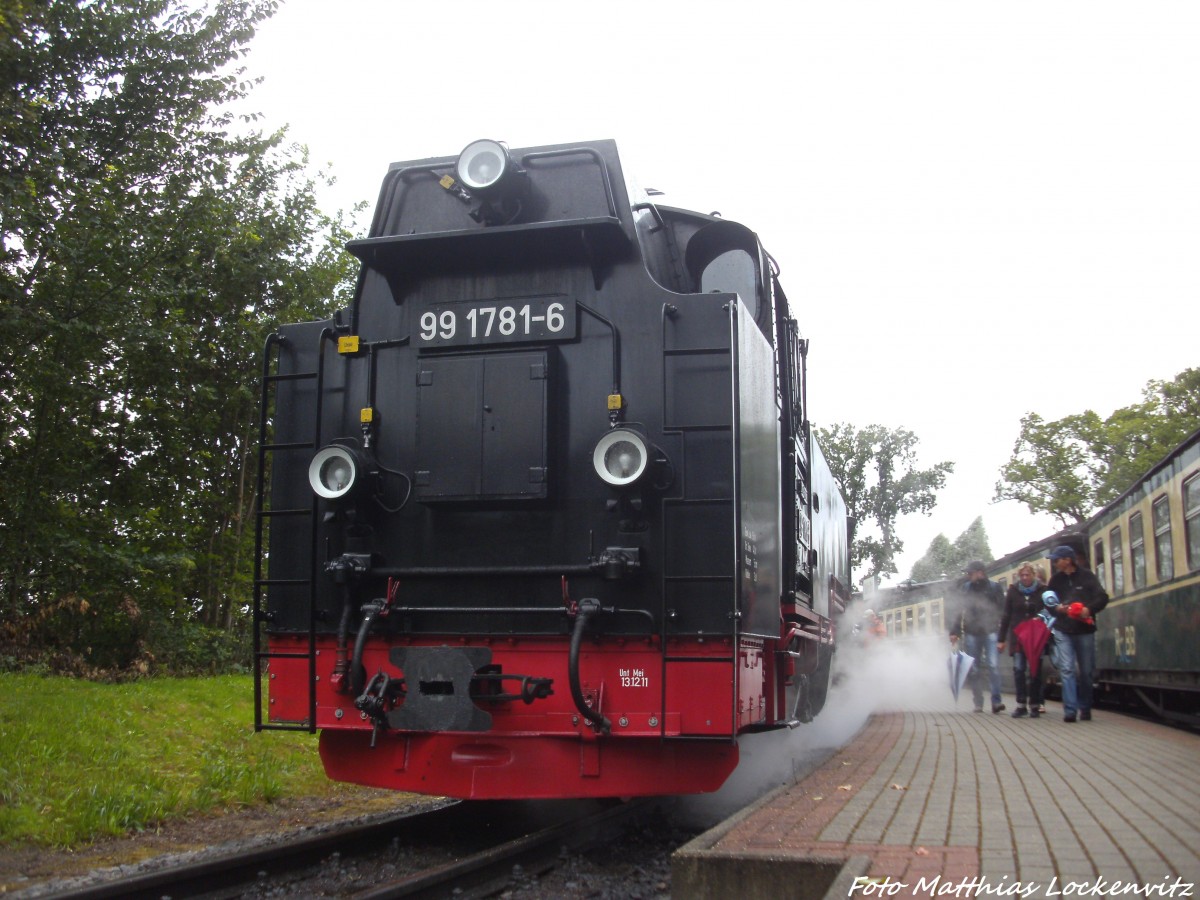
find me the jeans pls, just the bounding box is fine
[962,632,1002,709]
[1013,650,1044,707]
[1052,631,1096,714]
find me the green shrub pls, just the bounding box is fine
[0,604,253,678]
[139,612,253,675]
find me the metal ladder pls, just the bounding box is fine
[252,329,335,733]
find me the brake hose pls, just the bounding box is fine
[569,598,612,734]
[350,599,387,698]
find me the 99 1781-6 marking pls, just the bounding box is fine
[418,298,575,347]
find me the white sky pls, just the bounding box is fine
[239,0,1199,584]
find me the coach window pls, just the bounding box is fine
[1093,540,1106,591]
[905,607,914,634]
[1185,473,1200,571]
[931,599,942,633]
[1109,526,1124,595]
[1153,494,1174,581]
[1129,512,1146,591]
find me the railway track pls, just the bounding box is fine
[348,799,655,899]
[35,798,659,899]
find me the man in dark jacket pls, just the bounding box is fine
[1046,544,1109,722]
[949,560,1006,713]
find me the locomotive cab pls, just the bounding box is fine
[254,139,849,799]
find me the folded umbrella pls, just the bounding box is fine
[1012,616,1053,677]
[948,649,975,701]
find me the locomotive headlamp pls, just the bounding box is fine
[453,140,529,226]
[309,445,367,500]
[456,140,515,194]
[592,429,649,487]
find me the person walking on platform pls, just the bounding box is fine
[949,560,1006,713]
[998,562,1049,718]
[1046,545,1109,722]
[862,609,886,641]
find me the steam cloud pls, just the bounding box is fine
[673,608,958,828]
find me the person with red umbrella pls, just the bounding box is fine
[998,562,1052,718]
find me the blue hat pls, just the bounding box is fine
[1042,590,1060,608]
[1048,545,1076,561]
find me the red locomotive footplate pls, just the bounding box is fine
[319,728,739,799]
[267,633,746,798]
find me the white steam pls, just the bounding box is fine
[673,626,960,828]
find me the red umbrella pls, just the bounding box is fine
[1012,617,1053,677]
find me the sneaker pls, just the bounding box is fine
[992,703,1006,714]
[1037,705,1046,714]
[1029,707,1040,718]
[974,707,984,713]
[1080,710,1092,721]
[1064,713,1077,723]
[1011,707,1028,718]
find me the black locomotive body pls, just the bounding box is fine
[254,139,850,798]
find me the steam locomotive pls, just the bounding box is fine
[253,139,851,799]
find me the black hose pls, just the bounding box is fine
[350,600,386,697]
[333,589,354,689]
[569,599,611,734]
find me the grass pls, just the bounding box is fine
[0,674,341,848]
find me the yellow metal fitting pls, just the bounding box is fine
[337,335,360,354]
[360,408,375,424]
[607,393,623,411]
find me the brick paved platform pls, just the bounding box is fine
[674,704,1200,899]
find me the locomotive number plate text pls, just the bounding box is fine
[417,297,576,347]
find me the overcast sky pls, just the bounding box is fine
[238,0,1199,583]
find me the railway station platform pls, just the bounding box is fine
[674,704,1200,899]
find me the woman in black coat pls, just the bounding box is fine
[998,562,1049,718]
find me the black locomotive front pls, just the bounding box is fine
[254,139,848,798]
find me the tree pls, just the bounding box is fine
[0,0,360,670]
[995,368,1200,526]
[909,516,993,582]
[815,423,955,584]
[951,516,992,566]
[909,534,954,583]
